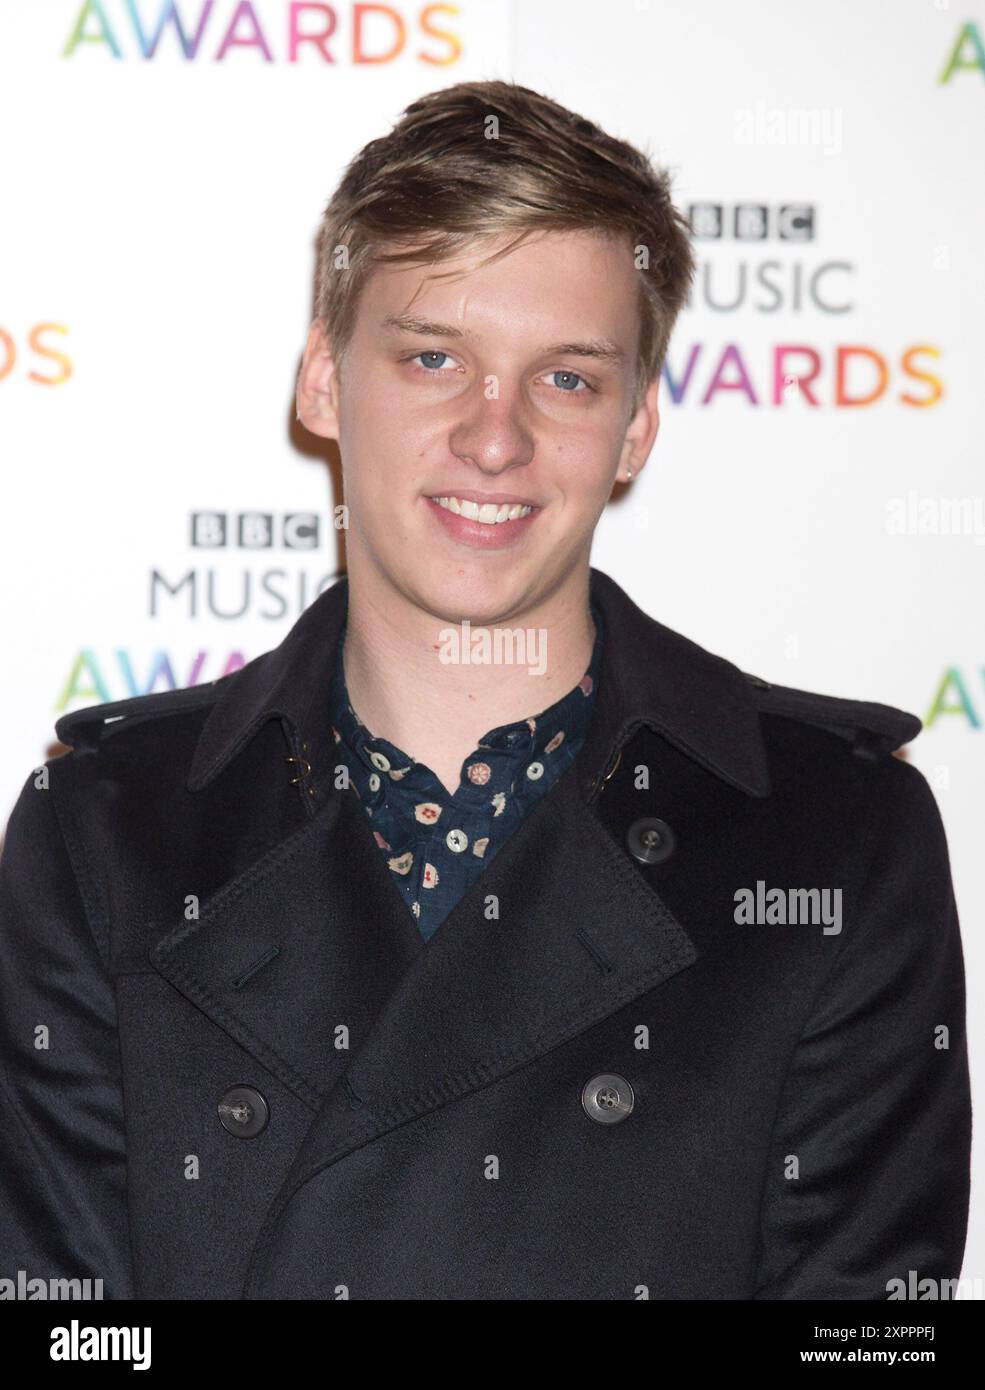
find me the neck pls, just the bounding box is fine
[340,554,596,796]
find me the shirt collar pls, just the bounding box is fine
[186,567,770,799]
[327,603,604,796]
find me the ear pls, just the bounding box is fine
[617,375,660,482]
[297,319,341,439]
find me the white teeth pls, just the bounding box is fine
[432,496,533,525]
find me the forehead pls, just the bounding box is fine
[356,229,641,351]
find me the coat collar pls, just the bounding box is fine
[186,565,771,800]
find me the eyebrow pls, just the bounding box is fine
[380,313,626,365]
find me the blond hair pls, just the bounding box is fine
[314,80,695,410]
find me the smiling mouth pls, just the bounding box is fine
[427,495,536,526]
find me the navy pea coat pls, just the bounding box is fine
[0,566,971,1300]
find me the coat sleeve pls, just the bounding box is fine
[0,761,135,1299]
[752,761,972,1300]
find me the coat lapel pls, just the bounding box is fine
[149,733,697,1137]
[239,757,698,1290]
[148,777,425,1114]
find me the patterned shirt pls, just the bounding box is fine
[328,602,605,942]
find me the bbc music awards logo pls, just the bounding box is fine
[60,1,463,64]
[673,15,985,411]
[56,511,342,712]
[672,202,942,409]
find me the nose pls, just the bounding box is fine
[448,390,536,475]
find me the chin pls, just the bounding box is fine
[399,565,505,619]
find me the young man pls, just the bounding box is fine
[0,81,971,1301]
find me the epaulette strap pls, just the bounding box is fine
[743,673,921,758]
[55,677,233,749]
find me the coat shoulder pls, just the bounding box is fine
[54,676,234,753]
[742,672,922,762]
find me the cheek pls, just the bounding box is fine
[550,432,621,499]
[344,376,433,458]
[339,387,399,477]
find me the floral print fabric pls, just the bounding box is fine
[328,603,605,941]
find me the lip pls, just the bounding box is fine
[423,495,542,550]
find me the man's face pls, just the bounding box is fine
[299,228,659,625]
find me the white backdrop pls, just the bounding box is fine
[1,0,982,1290]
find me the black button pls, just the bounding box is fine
[218,1085,269,1139]
[625,816,676,865]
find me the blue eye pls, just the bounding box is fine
[415,351,451,370]
[551,370,587,392]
